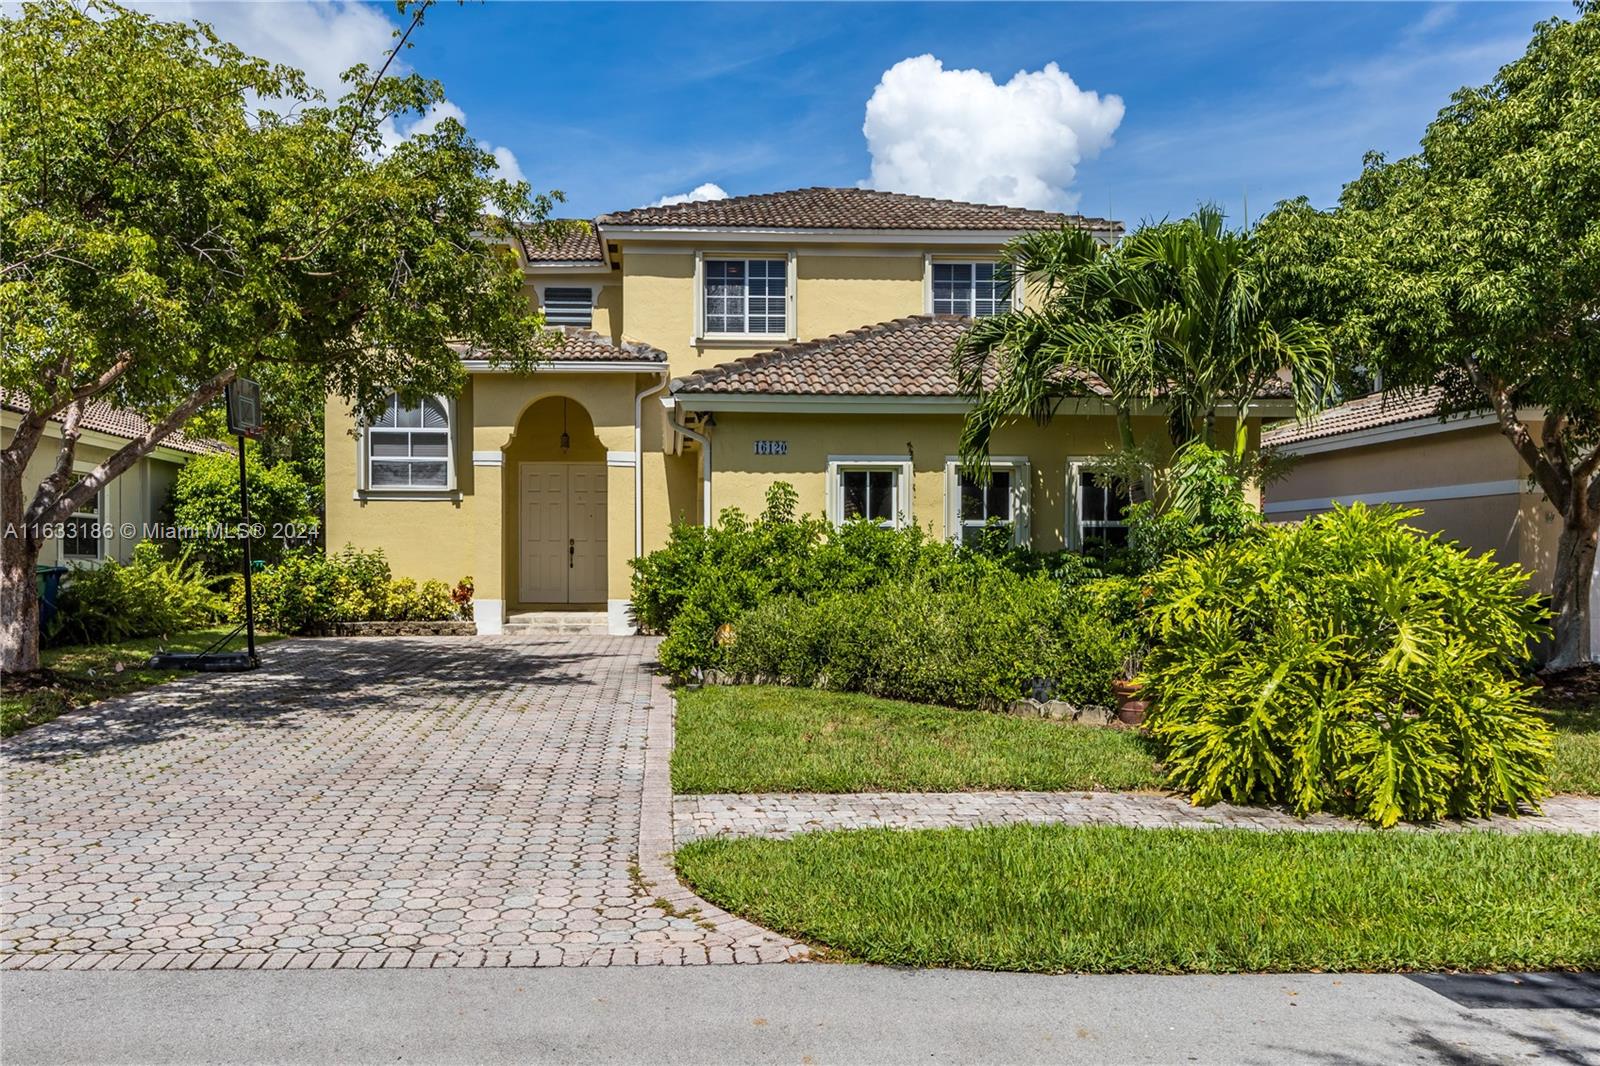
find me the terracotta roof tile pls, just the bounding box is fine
[673,316,1299,403]
[453,327,667,364]
[520,220,603,263]
[672,316,1111,399]
[1262,386,1446,447]
[1,391,230,455]
[597,187,1121,233]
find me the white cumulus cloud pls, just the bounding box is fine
[650,182,730,207]
[862,55,1124,211]
[134,2,528,185]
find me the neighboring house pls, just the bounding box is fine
[324,186,1294,635]
[1,395,230,567]
[1263,386,1599,654]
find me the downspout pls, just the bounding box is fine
[664,395,712,525]
[633,370,670,557]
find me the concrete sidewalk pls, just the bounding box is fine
[674,790,1600,843]
[3,965,1596,1065]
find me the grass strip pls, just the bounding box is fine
[672,685,1162,794]
[677,824,1600,973]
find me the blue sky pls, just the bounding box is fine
[178,1,1572,229]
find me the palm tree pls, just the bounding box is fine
[955,206,1334,480]
[954,225,1160,478]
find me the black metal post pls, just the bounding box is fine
[238,435,257,662]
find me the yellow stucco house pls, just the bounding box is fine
[324,187,1292,635]
[2,395,229,568]
[1263,386,1599,655]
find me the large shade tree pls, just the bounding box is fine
[0,0,562,672]
[956,207,1332,482]
[1255,6,1599,667]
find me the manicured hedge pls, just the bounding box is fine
[241,546,469,634]
[725,578,1130,709]
[631,483,1137,706]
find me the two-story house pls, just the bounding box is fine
[323,187,1290,635]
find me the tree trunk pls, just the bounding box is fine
[1117,407,1150,504]
[1546,507,1598,670]
[1,460,43,674]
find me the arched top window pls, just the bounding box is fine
[366,395,452,490]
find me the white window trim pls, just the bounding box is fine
[694,250,797,343]
[535,282,598,329]
[357,394,458,498]
[943,457,1031,546]
[924,255,1023,315]
[61,466,105,562]
[826,455,914,529]
[1066,458,1130,550]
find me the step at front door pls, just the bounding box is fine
[519,462,607,604]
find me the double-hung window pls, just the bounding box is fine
[703,257,788,336]
[61,484,103,561]
[828,457,911,529]
[366,394,452,490]
[959,470,1012,544]
[945,458,1030,546]
[1072,463,1130,548]
[931,261,1011,317]
[542,287,594,328]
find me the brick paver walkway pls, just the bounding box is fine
[674,790,1600,843]
[1,636,799,971]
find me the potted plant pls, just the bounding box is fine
[1111,647,1149,726]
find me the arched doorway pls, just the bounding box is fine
[505,396,607,606]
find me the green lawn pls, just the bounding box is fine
[677,824,1600,974]
[672,685,1162,794]
[0,627,283,738]
[1534,671,1600,795]
[676,683,1600,797]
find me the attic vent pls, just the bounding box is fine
[543,287,594,328]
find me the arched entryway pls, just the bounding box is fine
[504,396,607,607]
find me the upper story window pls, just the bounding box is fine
[932,261,1010,317]
[1072,464,1130,549]
[366,394,452,490]
[62,483,103,560]
[542,286,594,328]
[703,257,789,337]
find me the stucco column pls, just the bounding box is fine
[467,449,505,635]
[605,456,636,634]
[469,374,508,636]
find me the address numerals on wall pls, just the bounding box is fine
[753,440,789,456]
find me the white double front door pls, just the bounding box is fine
[519,462,607,604]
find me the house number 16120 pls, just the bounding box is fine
[753,440,788,455]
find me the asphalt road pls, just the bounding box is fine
[3,966,1597,1065]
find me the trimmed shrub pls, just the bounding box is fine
[1142,503,1553,826]
[633,482,1144,691]
[723,573,1132,710]
[243,545,467,633]
[235,550,344,634]
[636,484,996,678]
[51,542,226,644]
[167,450,317,571]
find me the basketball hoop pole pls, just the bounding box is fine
[238,433,257,663]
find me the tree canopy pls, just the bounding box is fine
[0,0,562,671]
[1255,6,1599,666]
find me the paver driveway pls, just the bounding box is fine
[1,636,797,970]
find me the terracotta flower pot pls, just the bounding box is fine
[1111,680,1149,726]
